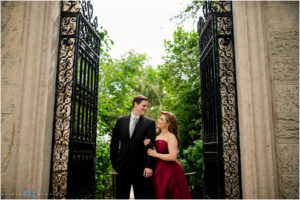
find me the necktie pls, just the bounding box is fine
[130,117,138,138]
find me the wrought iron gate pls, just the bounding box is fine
[198,1,242,199]
[49,0,101,198]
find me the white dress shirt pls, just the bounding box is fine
[129,113,140,137]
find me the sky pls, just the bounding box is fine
[92,0,197,67]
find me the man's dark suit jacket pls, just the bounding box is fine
[110,115,156,174]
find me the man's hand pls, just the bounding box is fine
[143,168,153,178]
[112,169,119,175]
[144,138,151,147]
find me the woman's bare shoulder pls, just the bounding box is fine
[167,132,177,142]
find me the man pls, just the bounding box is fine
[110,95,156,199]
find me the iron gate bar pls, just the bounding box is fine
[79,42,99,65]
[80,38,100,60]
[200,43,213,64]
[80,13,100,41]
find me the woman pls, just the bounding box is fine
[144,111,192,199]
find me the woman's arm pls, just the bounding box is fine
[147,134,178,161]
[144,120,157,169]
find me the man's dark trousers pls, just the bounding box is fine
[116,168,154,199]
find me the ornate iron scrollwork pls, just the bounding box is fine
[80,0,98,31]
[217,1,231,13]
[215,2,240,198]
[49,0,100,198]
[63,1,80,12]
[198,1,241,199]
[217,17,232,35]
[61,17,77,35]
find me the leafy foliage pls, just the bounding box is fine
[95,26,114,199]
[159,27,201,156]
[95,136,113,199]
[171,0,218,26]
[171,0,204,25]
[181,140,203,197]
[98,50,163,132]
[182,140,203,177]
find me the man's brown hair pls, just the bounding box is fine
[132,95,148,107]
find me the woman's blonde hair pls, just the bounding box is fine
[157,111,180,146]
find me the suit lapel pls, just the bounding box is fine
[130,115,143,140]
[124,115,131,140]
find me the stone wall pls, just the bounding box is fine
[1,1,26,184]
[1,1,60,198]
[233,1,299,199]
[264,1,299,198]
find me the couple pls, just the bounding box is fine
[110,95,192,199]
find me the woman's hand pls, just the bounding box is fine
[147,147,158,157]
[112,169,119,175]
[144,138,150,147]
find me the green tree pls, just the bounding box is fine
[159,27,201,156]
[95,26,114,199]
[98,50,162,131]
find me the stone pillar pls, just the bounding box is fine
[232,1,278,198]
[232,1,298,199]
[1,1,60,198]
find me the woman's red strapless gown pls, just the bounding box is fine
[153,140,192,199]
